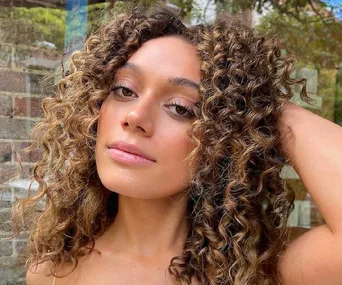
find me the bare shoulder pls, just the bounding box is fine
[26,261,54,285]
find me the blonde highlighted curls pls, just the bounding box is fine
[11,4,312,285]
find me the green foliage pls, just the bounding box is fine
[256,10,342,69]
[0,7,65,51]
[214,0,341,18]
[318,69,337,119]
[169,0,196,19]
[335,68,342,125]
[1,0,339,68]
[87,3,111,35]
[178,0,341,24]
[111,0,160,14]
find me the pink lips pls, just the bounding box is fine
[107,141,156,166]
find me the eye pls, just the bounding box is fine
[165,101,195,119]
[110,85,136,98]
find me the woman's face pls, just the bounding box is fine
[95,36,201,199]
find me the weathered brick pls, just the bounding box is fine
[14,240,26,256]
[0,142,12,163]
[0,118,37,140]
[0,44,10,67]
[13,141,41,163]
[13,187,39,212]
[0,95,12,117]
[13,97,42,118]
[0,69,55,96]
[0,187,12,208]
[0,70,26,93]
[0,267,11,283]
[0,240,12,256]
[0,255,20,267]
[13,187,30,199]
[0,200,13,209]
[15,44,60,69]
[0,262,26,284]
[27,73,54,95]
[0,165,18,185]
[10,281,27,285]
[0,164,32,185]
[0,210,11,232]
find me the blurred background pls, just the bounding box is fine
[0,0,341,283]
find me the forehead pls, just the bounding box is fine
[121,36,201,83]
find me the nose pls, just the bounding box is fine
[121,99,154,137]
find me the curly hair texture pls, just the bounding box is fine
[11,4,313,285]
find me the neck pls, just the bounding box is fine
[99,191,189,258]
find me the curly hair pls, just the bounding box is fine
[11,4,313,285]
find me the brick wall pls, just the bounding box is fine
[0,42,58,285]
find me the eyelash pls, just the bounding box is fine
[110,84,195,119]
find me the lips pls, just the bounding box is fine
[108,141,156,162]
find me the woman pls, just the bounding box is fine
[12,4,342,285]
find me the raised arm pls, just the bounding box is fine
[277,102,342,285]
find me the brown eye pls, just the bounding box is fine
[165,102,195,119]
[111,85,136,98]
[121,87,134,97]
[175,105,187,115]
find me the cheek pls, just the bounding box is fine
[160,127,194,176]
[95,103,114,164]
[164,123,194,154]
[97,101,114,135]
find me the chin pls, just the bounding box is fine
[96,162,190,200]
[100,180,185,200]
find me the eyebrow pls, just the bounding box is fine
[119,62,200,91]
